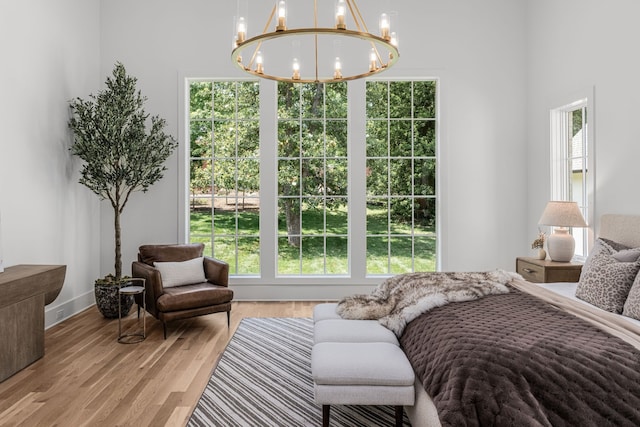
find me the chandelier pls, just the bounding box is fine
[231,0,400,84]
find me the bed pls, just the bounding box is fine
[402,214,640,427]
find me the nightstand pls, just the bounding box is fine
[516,257,583,283]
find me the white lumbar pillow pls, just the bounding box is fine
[154,257,206,288]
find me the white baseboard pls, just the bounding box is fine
[44,284,377,328]
[45,290,96,329]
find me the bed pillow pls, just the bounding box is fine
[622,274,640,320]
[578,238,627,277]
[599,237,640,261]
[154,257,206,288]
[599,237,632,252]
[575,238,640,313]
[612,248,640,262]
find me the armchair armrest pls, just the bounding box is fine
[204,257,229,287]
[132,261,164,317]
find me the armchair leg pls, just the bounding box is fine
[137,304,140,319]
[227,310,231,328]
[163,322,167,339]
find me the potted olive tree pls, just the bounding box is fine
[69,62,177,318]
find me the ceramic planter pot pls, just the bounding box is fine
[94,282,133,319]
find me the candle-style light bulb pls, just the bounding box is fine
[369,48,377,71]
[277,1,287,31]
[237,17,246,44]
[379,13,390,41]
[292,58,300,80]
[334,57,343,79]
[390,31,398,47]
[256,51,264,74]
[389,32,398,60]
[335,0,346,30]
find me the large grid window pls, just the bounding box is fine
[186,79,439,281]
[189,81,260,274]
[277,82,349,275]
[365,81,437,274]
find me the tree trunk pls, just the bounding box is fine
[283,199,300,247]
[114,204,122,280]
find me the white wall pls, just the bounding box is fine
[0,0,531,319]
[99,0,529,294]
[0,0,101,326]
[526,0,640,240]
[5,0,638,313]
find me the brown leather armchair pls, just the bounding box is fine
[131,243,232,338]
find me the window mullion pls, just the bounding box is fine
[348,80,367,280]
[259,79,277,280]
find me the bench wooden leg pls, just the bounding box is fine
[395,405,403,427]
[322,405,330,427]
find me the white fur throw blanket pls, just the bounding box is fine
[336,270,521,336]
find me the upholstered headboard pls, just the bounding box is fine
[600,214,640,248]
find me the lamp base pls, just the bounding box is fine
[547,228,575,262]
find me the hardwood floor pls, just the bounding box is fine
[0,301,318,426]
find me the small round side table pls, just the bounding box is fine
[118,278,146,344]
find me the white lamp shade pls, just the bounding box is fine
[538,201,587,227]
[538,201,587,262]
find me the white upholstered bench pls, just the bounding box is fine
[311,303,415,427]
[314,319,399,345]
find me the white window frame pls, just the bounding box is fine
[549,89,595,261]
[275,82,350,276]
[364,80,438,275]
[178,75,440,296]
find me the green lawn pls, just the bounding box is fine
[190,206,436,275]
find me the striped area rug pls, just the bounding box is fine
[188,317,411,426]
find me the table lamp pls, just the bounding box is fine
[538,201,587,262]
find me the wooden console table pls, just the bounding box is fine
[0,264,66,382]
